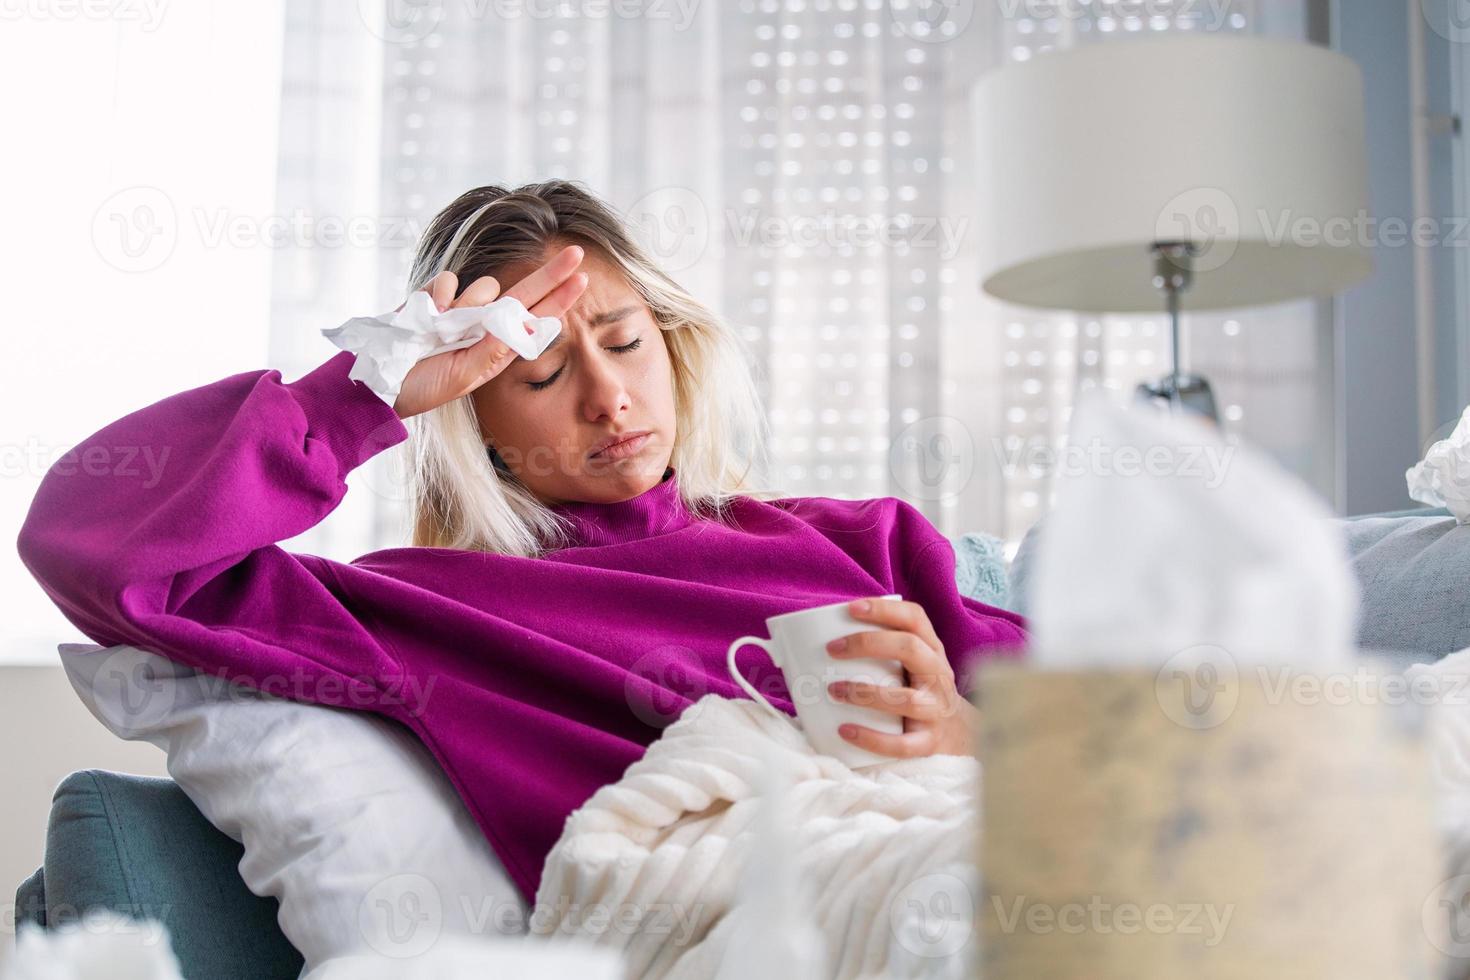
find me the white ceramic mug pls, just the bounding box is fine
[726,594,906,769]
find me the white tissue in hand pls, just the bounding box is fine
[1407,405,1470,523]
[1029,393,1358,670]
[321,291,562,406]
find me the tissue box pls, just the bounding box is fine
[974,661,1438,979]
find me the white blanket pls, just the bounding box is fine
[528,694,982,980]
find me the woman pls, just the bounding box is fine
[17,180,1026,907]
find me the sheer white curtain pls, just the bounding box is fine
[269,0,1320,562]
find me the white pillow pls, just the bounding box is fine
[58,643,531,976]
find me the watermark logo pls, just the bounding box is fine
[996,0,1236,32]
[91,186,426,273]
[626,186,710,273]
[1421,0,1470,44]
[994,435,1236,490]
[92,186,178,274]
[90,646,182,736]
[625,645,712,729]
[890,0,975,43]
[989,893,1234,946]
[1155,187,1240,274]
[358,0,444,44]
[1424,873,1470,958]
[891,415,975,503]
[360,873,444,957]
[1154,645,1239,730]
[0,0,169,30]
[890,870,975,959]
[725,209,968,260]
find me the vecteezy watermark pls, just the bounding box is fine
[1158,185,1470,273]
[890,415,976,503]
[890,870,976,959]
[1156,187,1241,274]
[888,0,976,44]
[358,0,702,44]
[358,879,709,954]
[1154,645,1240,731]
[726,209,970,261]
[988,894,1235,947]
[1424,873,1470,959]
[92,185,425,274]
[360,873,446,958]
[996,0,1237,30]
[1421,0,1470,45]
[0,0,169,29]
[994,435,1236,490]
[625,186,711,274]
[5,898,176,945]
[1259,209,1470,250]
[621,186,973,272]
[92,186,178,274]
[358,0,443,43]
[3,438,171,486]
[77,647,442,739]
[1155,647,1470,730]
[624,645,713,730]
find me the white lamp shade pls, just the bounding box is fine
[971,36,1372,313]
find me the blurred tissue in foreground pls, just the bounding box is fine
[1027,392,1359,671]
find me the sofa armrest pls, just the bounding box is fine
[14,866,46,930]
[35,769,303,980]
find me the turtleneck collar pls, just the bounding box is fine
[548,466,692,547]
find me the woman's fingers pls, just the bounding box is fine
[827,680,950,721]
[828,626,948,690]
[450,274,502,310]
[427,270,458,311]
[528,268,590,319]
[504,244,586,310]
[837,724,939,760]
[847,597,944,655]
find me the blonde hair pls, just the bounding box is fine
[400,179,779,557]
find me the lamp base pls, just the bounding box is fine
[1135,373,1219,422]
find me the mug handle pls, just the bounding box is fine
[726,636,784,718]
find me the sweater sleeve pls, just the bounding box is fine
[888,500,1028,699]
[16,351,411,701]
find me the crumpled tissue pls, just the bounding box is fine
[1407,405,1470,523]
[1027,392,1359,670]
[8,910,183,980]
[321,291,562,407]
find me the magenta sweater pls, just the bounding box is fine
[16,350,1027,904]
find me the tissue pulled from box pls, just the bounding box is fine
[321,291,562,406]
[1407,405,1470,523]
[1028,392,1359,670]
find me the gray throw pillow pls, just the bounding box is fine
[1346,514,1469,658]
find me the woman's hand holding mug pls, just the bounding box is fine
[826,597,980,760]
[392,244,589,420]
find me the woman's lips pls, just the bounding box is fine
[591,432,651,460]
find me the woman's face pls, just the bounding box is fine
[471,246,677,506]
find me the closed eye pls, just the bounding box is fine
[526,337,643,390]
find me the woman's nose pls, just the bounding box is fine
[580,355,632,423]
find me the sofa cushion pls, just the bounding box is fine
[1346,514,1470,657]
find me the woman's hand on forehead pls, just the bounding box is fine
[392,245,590,418]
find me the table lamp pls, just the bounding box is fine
[970,36,1372,420]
